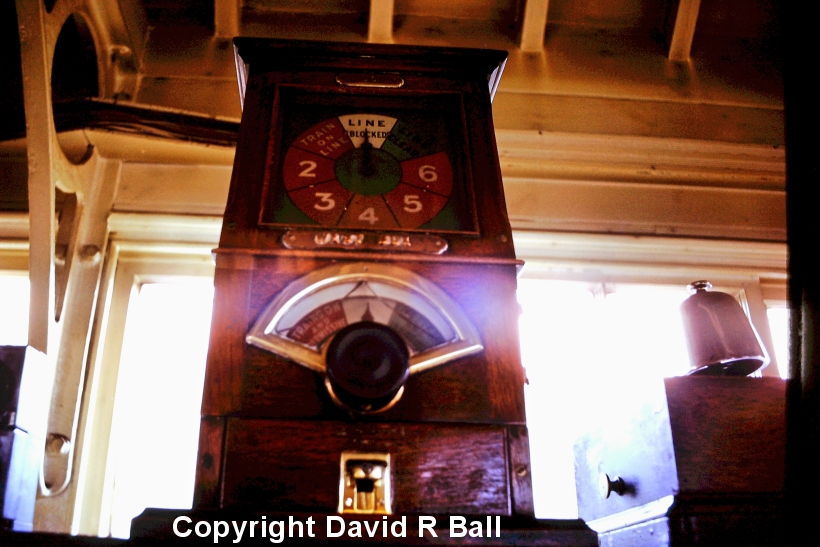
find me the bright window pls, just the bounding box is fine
[0,274,29,346]
[106,280,214,538]
[519,279,693,518]
[766,306,790,378]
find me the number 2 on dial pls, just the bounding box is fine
[299,161,317,177]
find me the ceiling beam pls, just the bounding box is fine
[519,0,550,52]
[668,0,702,61]
[214,0,241,38]
[368,0,394,44]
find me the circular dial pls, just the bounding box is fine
[281,113,454,230]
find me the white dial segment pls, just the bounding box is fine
[337,114,398,148]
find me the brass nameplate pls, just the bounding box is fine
[282,230,448,254]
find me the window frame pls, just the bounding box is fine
[513,231,788,378]
[71,240,215,537]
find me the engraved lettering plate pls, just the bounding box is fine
[282,230,448,254]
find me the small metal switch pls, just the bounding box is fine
[339,452,391,514]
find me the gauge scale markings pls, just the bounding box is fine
[275,280,453,354]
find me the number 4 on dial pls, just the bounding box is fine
[358,208,379,225]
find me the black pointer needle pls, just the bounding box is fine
[361,130,375,177]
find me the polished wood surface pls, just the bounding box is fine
[665,376,786,494]
[202,257,525,424]
[221,420,510,514]
[191,416,225,509]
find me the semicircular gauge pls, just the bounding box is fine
[246,263,483,375]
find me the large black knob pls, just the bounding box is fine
[325,322,410,413]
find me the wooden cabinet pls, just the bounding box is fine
[192,39,530,517]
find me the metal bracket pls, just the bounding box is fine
[338,452,392,514]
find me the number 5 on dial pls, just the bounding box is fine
[404,195,423,213]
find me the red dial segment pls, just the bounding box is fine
[288,180,352,226]
[282,148,337,191]
[291,119,353,160]
[400,152,453,196]
[337,195,400,229]
[279,114,462,231]
[287,301,348,347]
[383,184,449,228]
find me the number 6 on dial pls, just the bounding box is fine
[418,165,437,183]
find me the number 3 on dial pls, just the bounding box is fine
[314,192,335,211]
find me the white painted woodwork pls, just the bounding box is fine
[14,0,135,533]
[84,0,146,99]
[16,0,58,353]
[214,0,241,38]
[368,0,395,43]
[495,130,785,191]
[742,281,782,377]
[108,213,223,245]
[514,231,786,280]
[70,244,215,536]
[669,0,702,62]
[519,0,549,52]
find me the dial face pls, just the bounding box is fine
[274,279,453,354]
[246,263,483,376]
[260,91,475,233]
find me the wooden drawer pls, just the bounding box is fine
[221,419,513,514]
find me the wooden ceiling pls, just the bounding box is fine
[130,0,783,142]
[1,1,783,142]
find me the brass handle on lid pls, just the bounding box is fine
[336,73,405,88]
